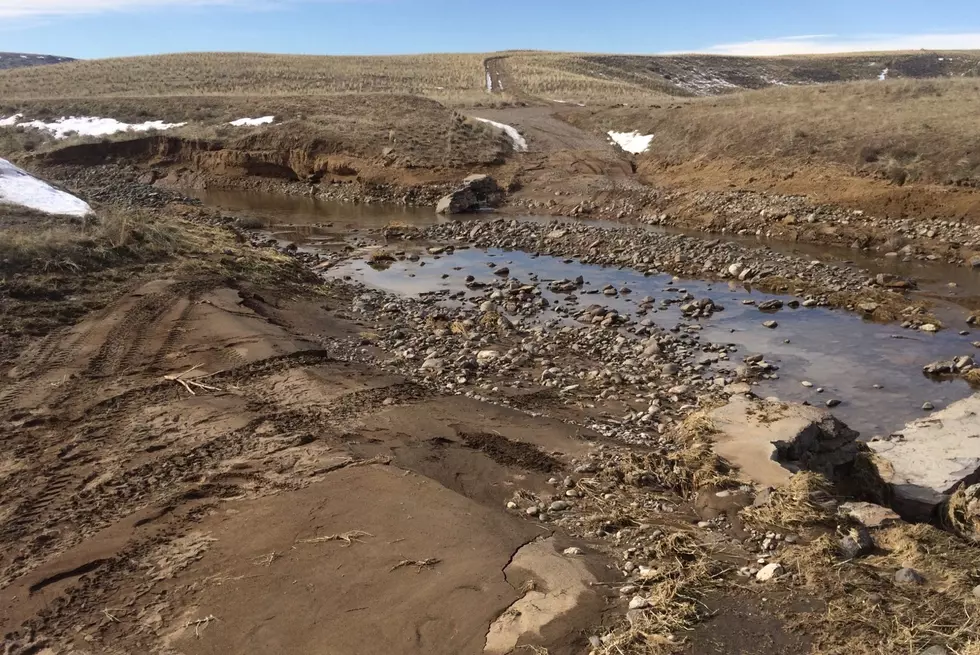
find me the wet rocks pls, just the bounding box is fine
[758,299,783,312]
[875,273,916,290]
[762,320,778,329]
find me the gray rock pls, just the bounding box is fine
[839,527,874,559]
[973,585,980,599]
[869,393,980,521]
[894,567,925,585]
[826,399,842,408]
[840,501,901,528]
[762,320,778,329]
[758,299,783,311]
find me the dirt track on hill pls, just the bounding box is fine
[0,277,618,655]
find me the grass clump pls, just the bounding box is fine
[741,471,838,529]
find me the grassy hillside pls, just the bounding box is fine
[503,51,980,103]
[566,77,980,185]
[2,50,978,112]
[0,52,492,106]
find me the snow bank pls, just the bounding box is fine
[15,116,186,139]
[473,117,528,152]
[0,114,23,127]
[608,131,653,154]
[878,68,889,81]
[0,158,93,217]
[229,116,275,127]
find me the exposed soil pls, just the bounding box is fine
[0,271,618,655]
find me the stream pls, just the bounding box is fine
[189,188,978,438]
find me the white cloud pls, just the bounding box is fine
[703,33,980,56]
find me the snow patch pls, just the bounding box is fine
[486,70,493,93]
[16,116,186,139]
[608,131,654,154]
[878,68,889,81]
[0,114,23,127]
[473,117,528,152]
[0,158,93,217]
[229,116,275,127]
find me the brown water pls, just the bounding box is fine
[190,188,978,438]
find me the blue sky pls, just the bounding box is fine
[3,0,980,59]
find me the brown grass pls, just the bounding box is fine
[0,206,192,275]
[567,77,980,184]
[783,523,980,655]
[0,52,490,104]
[741,471,838,529]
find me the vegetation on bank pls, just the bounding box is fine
[569,77,980,185]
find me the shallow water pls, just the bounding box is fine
[189,188,978,437]
[329,248,976,439]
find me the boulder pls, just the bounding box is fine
[867,393,980,521]
[705,397,861,487]
[435,174,504,214]
[436,187,478,215]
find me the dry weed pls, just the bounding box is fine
[741,471,838,529]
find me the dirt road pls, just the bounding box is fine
[0,276,617,655]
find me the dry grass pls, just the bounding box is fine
[0,52,490,103]
[0,206,193,275]
[782,523,980,655]
[741,471,838,529]
[569,77,980,184]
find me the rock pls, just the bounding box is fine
[435,174,503,214]
[973,585,980,599]
[420,357,444,371]
[858,302,879,314]
[706,397,861,486]
[762,320,778,329]
[826,399,842,408]
[755,562,784,582]
[922,402,935,411]
[549,500,571,512]
[758,300,783,311]
[875,273,916,289]
[728,263,744,277]
[894,567,925,585]
[628,596,650,610]
[919,323,939,333]
[476,350,500,366]
[968,255,980,269]
[435,187,478,215]
[868,393,980,521]
[839,527,874,559]
[802,381,813,388]
[840,501,901,528]
[563,546,584,556]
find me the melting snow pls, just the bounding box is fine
[0,114,23,127]
[608,131,653,154]
[15,116,186,139]
[0,158,93,217]
[229,116,275,127]
[878,68,889,81]
[473,117,528,152]
[486,71,493,93]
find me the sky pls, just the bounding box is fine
[2,0,980,59]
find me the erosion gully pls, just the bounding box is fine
[190,188,978,439]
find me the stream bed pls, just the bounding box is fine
[190,188,978,438]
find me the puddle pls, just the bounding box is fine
[328,247,976,439]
